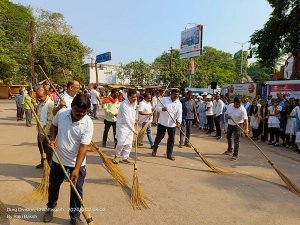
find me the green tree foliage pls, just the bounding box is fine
[233,50,248,77]
[0,0,33,84]
[247,62,272,82]
[35,33,90,84]
[121,59,155,86]
[250,0,300,68]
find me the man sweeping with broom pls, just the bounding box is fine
[35,87,54,169]
[43,94,93,225]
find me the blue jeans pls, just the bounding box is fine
[47,162,86,219]
[92,104,97,118]
[142,122,154,146]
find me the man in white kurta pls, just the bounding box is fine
[113,90,138,164]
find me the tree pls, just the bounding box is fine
[0,0,34,84]
[250,0,300,68]
[35,33,90,84]
[121,59,155,86]
[247,62,272,82]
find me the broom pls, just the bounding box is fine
[156,97,233,175]
[230,118,300,197]
[23,142,50,202]
[0,200,8,223]
[27,101,97,225]
[131,123,149,210]
[137,83,170,143]
[89,141,128,186]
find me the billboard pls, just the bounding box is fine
[228,83,257,101]
[268,83,300,99]
[180,24,203,59]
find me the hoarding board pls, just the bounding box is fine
[228,83,257,101]
[268,83,300,99]
[180,25,203,59]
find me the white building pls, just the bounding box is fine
[82,63,130,85]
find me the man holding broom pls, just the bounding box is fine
[112,89,138,164]
[35,87,54,169]
[43,94,93,225]
[152,88,182,161]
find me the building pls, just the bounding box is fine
[82,63,130,85]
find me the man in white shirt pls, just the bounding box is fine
[224,97,249,160]
[53,80,80,115]
[138,93,154,148]
[90,85,101,119]
[205,95,214,134]
[43,94,93,225]
[152,89,182,161]
[213,93,225,139]
[151,91,160,126]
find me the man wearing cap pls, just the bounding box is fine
[213,93,224,139]
[205,94,214,134]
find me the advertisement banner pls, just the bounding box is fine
[228,83,257,101]
[180,25,203,59]
[268,83,300,99]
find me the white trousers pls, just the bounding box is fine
[115,144,132,159]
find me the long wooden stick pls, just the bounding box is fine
[230,118,300,196]
[26,101,96,225]
[156,96,232,174]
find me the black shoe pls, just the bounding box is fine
[36,163,43,169]
[167,156,175,161]
[223,150,232,155]
[43,209,54,223]
[150,145,155,149]
[152,149,157,157]
[70,218,84,225]
[178,144,183,148]
[184,143,191,148]
[102,143,106,147]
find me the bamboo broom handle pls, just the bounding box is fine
[26,101,96,225]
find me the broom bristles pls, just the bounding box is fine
[272,164,300,196]
[131,167,149,210]
[23,155,50,202]
[137,120,151,143]
[0,200,8,223]
[195,150,233,175]
[90,142,128,186]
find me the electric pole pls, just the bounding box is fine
[29,21,36,86]
[169,46,174,87]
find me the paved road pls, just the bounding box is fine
[1,99,300,225]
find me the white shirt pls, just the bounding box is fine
[205,101,214,116]
[268,105,282,126]
[138,100,153,123]
[157,96,182,127]
[213,99,224,117]
[226,103,248,125]
[90,89,100,104]
[55,92,74,108]
[52,108,93,167]
[152,96,158,107]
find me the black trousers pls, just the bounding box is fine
[207,115,214,133]
[153,123,176,157]
[269,127,279,143]
[47,162,86,219]
[227,124,242,156]
[259,121,268,141]
[214,115,222,137]
[102,119,117,145]
[37,135,53,165]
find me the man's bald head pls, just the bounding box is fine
[36,87,47,102]
[66,80,80,97]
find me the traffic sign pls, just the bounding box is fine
[96,52,111,63]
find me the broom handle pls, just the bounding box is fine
[229,118,274,164]
[38,65,63,101]
[26,101,95,225]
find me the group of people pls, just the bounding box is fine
[12,80,300,224]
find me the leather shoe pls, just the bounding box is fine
[167,156,175,161]
[43,209,54,223]
[36,163,43,169]
[151,150,157,157]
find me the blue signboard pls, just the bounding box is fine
[96,52,111,63]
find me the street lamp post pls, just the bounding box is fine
[234,41,247,82]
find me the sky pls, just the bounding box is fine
[13,0,272,65]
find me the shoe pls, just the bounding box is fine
[231,156,238,161]
[184,143,191,148]
[178,144,183,148]
[112,156,119,164]
[36,163,43,169]
[150,145,155,149]
[102,143,106,147]
[152,149,157,157]
[223,150,232,155]
[167,156,175,161]
[216,136,221,140]
[268,141,273,145]
[137,143,143,147]
[120,159,131,164]
[43,209,54,223]
[274,143,279,147]
[70,218,84,225]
